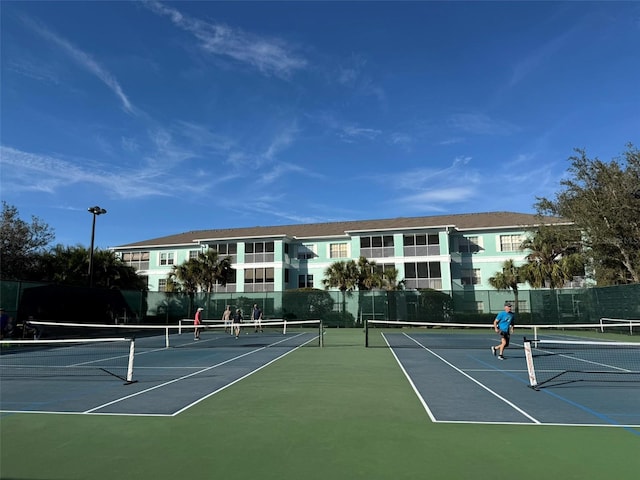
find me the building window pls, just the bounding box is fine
[210,269,237,293]
[404,261,442,289]
[360,235,394,258]
[458,236,482,253]
[329,243,349,258]
[189,250,200,260]
[158,278,167,292]
[374,263,396,275]
[207,243,238,263]
[461,268,481,285]
[500,235,522,252]
[122,251,150,270]
[403,233,440,256]
[298,274,314,288]
[159,252,175,266]
[244,267,275,292]
[297,244,317,260]
[245,241,274,263]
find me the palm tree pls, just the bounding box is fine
[488,259,522,312]
[356,256,383,290]
[381,266,405,291]
[168,249,234,315]
[322,260,359,317]
[194,249,233,292]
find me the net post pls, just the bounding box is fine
[364,317,369,347]
[523,338,539,390]
[319,320,323,348]
[283,320,287,335]
[165,327,170,348]
[125,338,136,384]
[179,320,183,335]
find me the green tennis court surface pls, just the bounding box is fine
[1,329,639,479]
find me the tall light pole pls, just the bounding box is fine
[87,206,107,287]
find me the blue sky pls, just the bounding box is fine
[1,1,639,249]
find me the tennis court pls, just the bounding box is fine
[2,320,638,428]
[1,327,639,480]
[1,320,322,415]
[371,324,640,428]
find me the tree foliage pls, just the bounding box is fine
[282,288,335,320]
[35,244,147,290]
[168,249,234,294]
[0,201,55,280]
[519,225,585,289]
[535,144,640,284]
[488,259,522,311]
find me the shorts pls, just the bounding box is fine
[499,330,510,347]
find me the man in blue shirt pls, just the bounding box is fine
[491,303,515,360]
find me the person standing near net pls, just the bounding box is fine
[491,303,514,360]
[194,307,204,340]
[233,309,243,338]
[222,305,232,334]
[252,304,263,333]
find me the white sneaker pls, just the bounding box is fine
[491,346,497,356]
[498,355,505,360]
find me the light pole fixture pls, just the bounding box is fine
[87,206,107,287]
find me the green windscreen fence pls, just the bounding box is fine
[2,281,638,336]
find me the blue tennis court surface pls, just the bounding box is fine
[0,329,319,415]
[2,329,639,431]
[383,331,640,429]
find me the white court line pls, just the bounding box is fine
[386,332,541,424]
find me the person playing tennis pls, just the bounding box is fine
[194,307,204,340]
[233,308,243,338]
[222,305,232,334]
[491,303,515,360]
[252,304,263,333]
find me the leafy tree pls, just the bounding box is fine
[282,288,335,320]
[488,259,522,311]
[519,225,585,289]
[0,202,55,280]
[535,144,640,284]
[416,288,453,322]
[36,244,147,290]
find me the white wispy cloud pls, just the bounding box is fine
[401,187,476,205]
[0,146,166,198]
[144,0,307,78]
[6,58,61,85]
[507,28,576,88]
[263,124,299,161]
[447,113,519,136]
[20,15,134,113]
[339,126,382,142]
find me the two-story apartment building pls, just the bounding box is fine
[112,212,568,312]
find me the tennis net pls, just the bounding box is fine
[27,319,324,348]
[365,320,497,349]
[364,319,638,349]
[523,337,640,389]
[0,337,135,383]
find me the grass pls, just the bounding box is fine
[1,329,639,479]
